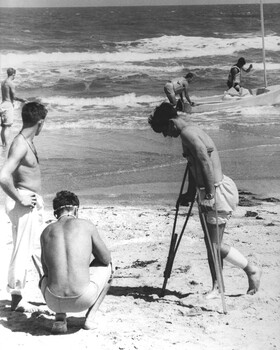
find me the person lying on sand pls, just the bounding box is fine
[148,102,261,299]
[39,190,113,334]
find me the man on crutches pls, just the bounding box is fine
[148,102,261,300]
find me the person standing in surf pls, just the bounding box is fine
[1,68,27,147]
[0,102,48,312]
[227,57,253,92]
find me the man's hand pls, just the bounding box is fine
[190,101,195,107]
[19,193,37,209]
[177,192,195,207]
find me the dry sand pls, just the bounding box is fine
[0,192,280,350]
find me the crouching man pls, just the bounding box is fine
[40,190,113,334]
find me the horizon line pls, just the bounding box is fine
[0,2,279,8]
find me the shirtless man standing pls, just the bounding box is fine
[40,191,113,334]
[0,102,47,312]
[149,102,261,298]
[1,68,27,147]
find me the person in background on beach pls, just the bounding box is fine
[0,68,27,147]
[227,57,253,92]
[148,102,261,299]
[39,191,113,334]
[164,72,195,111]
[0,102,47,312]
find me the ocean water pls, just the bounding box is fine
[0,4,280,209]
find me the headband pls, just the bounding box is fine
[53,205,79,213]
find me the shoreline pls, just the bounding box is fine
[44,184,280,210]
[1,183,280,214]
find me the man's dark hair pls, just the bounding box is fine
[148,102,177,133]
[22,102,48,125]
[237,57,246,66]
[185,72,194,79]
[53,190,80,213]
[7,68,16,76]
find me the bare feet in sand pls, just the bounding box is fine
[51,320,67,334]
[246,265,262,295]
[11,295,39,313]
[51,313,67,334]
[205,265,261,298]
[83,319,98,330]
[84,311,98,330]
[204,287,220,300]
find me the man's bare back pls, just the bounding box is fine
[40,192,112,333]
[1,68,26,105]
[1,78,15,103]
[41,217,111,297]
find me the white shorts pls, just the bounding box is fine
[40,264,113,313]
[198,175,239,225]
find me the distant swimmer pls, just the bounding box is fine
[0,68,27,147]
[164,72,195,111]
[227,57,253,92]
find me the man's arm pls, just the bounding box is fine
[40,231,49,277]
[0,138,33,206]
[242,64,253,73]
[91,225,111,266]
[181,130,215,196]
[178,170,197,207]
[9,82,27,103]
[231,67,239,83]
[193,142,215,196]
[182,82,194,106]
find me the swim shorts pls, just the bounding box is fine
[198,175,239,225]
[0,101,14,126]
[40,264,112,313]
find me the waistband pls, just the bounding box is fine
[0,100,14,108]
[16,188,42,198]
[198,175,225,191]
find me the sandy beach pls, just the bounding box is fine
[0,191,279,350]
[1,2,280,349]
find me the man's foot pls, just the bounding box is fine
[51,313,67,334]
[204,288,220,300]
[12,302,40,313]
[51,320,67,334]
[246,265,262,295]
[11,294,22,310]
[84,309,97,330]
[83,319,98,330]
[11,295,38,313]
